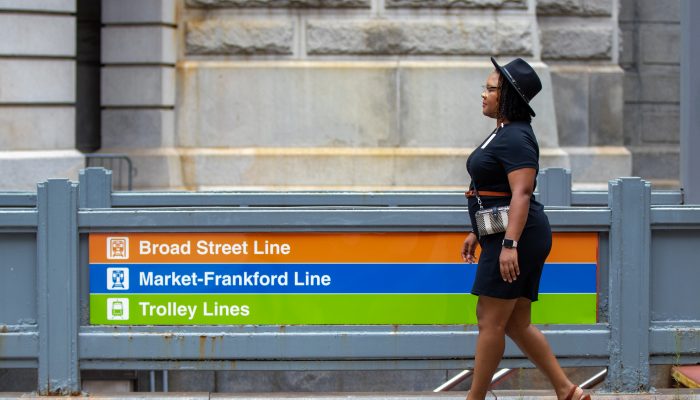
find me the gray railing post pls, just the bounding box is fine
[79,167,113,208]
[37,179,80,394]
[537,168,572,207]
[607,177,651,392]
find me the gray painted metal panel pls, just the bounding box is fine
[36,180,80,394]
[110,190,683,208]
[76,208,611,232]
[607,178,652,391]
[569,191,683,207]
[542,208,610,230]
[681,0,700,204]
[0,233,37,325]
[649,325,700,356]
[79,168,112,209]
[651,356,700,365]
[77,326,610,361]
[79,357,610,371]
[0,330,38,358]
[0,210,38,229]
[0,193,36,207]
[537,168,572,206]
[596,232,610,323]
[0,360,37,369]
[78,234,91,326]
[110,191,469,208]
[77,208,474,231]
[651,206,700,227]
[650,230,700,321]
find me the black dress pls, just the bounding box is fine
[466,121,552,301]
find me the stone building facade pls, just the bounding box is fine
[0,0,681,190]
[620,0,681,186]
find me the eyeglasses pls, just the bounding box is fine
[481,85,499,94]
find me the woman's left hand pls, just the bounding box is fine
[499,247,519,283]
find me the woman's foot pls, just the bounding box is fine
[466,389,498,400]
[562,385,590,400]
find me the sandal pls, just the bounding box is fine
[564,385,591,400]
[465,389,498,400]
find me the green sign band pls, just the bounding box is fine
[90,293,596,325]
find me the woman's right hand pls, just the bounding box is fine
[461,232,479,263]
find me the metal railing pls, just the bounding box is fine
[0,167,698,394]
[85,154,135,191]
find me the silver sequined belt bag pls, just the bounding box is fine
[467,184,511,236]
[474,205,510,236]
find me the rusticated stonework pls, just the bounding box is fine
[541,25,612,59]
[186,19,294,55]
[536,0,612,16]
[186,0,370,8]
[385,0,526,8]
[307,20,533,55]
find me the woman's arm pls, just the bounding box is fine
[499,167,536,282]
[462,232,479,263]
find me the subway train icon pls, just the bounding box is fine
[107,267,129,290]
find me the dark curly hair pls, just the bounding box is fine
[497,73,532,123]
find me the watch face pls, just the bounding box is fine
[503,239,515,248]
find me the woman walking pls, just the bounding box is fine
[461,57,590,400]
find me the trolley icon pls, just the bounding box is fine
[107,267,129,290]
[107,298,129,320]
[107,237,129,260]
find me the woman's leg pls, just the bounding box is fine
[504,297,583,400]
[467,295,518,400]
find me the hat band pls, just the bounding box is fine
[501,67,530,103]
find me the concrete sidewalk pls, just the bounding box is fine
[1,390,699,400]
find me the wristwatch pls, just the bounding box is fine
[502,238,518,249]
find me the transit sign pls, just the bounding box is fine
[89,232,598,325]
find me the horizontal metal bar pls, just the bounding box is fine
[649,324,700,355]
[79,324,602,334]
[78,207,471,231]
[0,189,682,210]
[543,208,610,230]
[651,206,700,227]
[571,191,683,207]
[77,208,610,231]
[110,192,470,208]
[79,357,610,371]
[78,325,610,360]
[651,191,685,205]
[0,331,39,358]
[651,355,700,365]
[0,193,37,207]
[109,190,683,208]
[0,209,38,228]
[0,359,37,368]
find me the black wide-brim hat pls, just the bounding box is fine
[491,57,542,117]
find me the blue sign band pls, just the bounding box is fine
[91,263,596,294]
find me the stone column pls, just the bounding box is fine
[0,0,83,190]
[680,0,700,203]
[538,0,632,188]
[100,0,182,189]
[620,0,681,187]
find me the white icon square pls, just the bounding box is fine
[107,267,129,290]
[107,237,129,260]
[107,298,129,320]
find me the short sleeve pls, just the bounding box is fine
[494,125,539,174]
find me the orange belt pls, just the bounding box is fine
[465,190,512,199]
